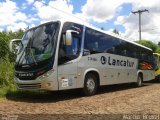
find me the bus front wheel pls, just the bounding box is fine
[83,73,98,96]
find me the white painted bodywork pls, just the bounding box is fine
[14,19,155,91]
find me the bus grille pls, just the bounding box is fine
[17,83,41,90]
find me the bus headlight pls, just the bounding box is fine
[38,69,54,80]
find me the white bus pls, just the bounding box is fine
[10,19,155,96]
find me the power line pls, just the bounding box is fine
[65,0,70,8]
[132,9,149,41]
[142,27,160,31]
[35,0,86,23]
[35,0,108,32]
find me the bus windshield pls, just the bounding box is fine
[16,22,59,67]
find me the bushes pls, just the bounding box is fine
[0,30,24,60]
[0,30,24,97]
[0,32,10,60]
[0,57,15,97]
[0,85,16,98]
[0,58,14,86]
[0,39,9,60]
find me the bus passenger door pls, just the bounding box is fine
[58,33,80,90]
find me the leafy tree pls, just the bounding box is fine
[0,29,24,61]
[100,27,104,30]
[156,47,160,53]
[113,29,119,35]
[0,29,24,88]
[0,40,9,59]
[0,32,9,59]
[7,29,24,40]
[135,40,158,52]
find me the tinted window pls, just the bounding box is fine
[84,28,120,55]
[84,27,154,64]
[58,22,83,65]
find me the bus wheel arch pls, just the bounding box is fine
[83,70,100,96]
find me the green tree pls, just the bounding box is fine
[0,29,24,61]
[0,32,10,59]
[156,47,160,53]
[135,40,158,52]
[0,29,24,88]
[113,29,119,35]
[100,27,104,30]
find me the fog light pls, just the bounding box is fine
[46,83,51,87]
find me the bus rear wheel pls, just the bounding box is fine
[83,73,98,96]
[136,74,143,87]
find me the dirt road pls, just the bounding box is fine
[0,81,160,119]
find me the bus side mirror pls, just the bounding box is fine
[65,30,79,46]
[9,39,22,54]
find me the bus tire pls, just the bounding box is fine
[136,74,143,87]
[83,73,98,96]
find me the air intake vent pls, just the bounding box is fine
[17,83,41,90]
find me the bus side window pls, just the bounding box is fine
[66,36,80,56]
[58,34,80,65]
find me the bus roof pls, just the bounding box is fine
[154,53,160,56]
[37,19,153,52]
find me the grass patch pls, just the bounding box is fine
[0,58,14,86]
[0,84,16,98]
[0,57,15,98]
[0,58,50,99]
[0,85,50,101]
[6,90,47,99]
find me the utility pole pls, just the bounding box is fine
[132,9,149,41]
[65,0,69,8]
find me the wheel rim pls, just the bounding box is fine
[86,78,95,92]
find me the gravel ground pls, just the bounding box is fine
[0,81,160,120]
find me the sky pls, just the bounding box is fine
[0,0,160,43]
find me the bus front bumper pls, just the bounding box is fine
[14,73,58,91]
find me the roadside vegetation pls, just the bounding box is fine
[0,29,160,98]
[0,30,23,97]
